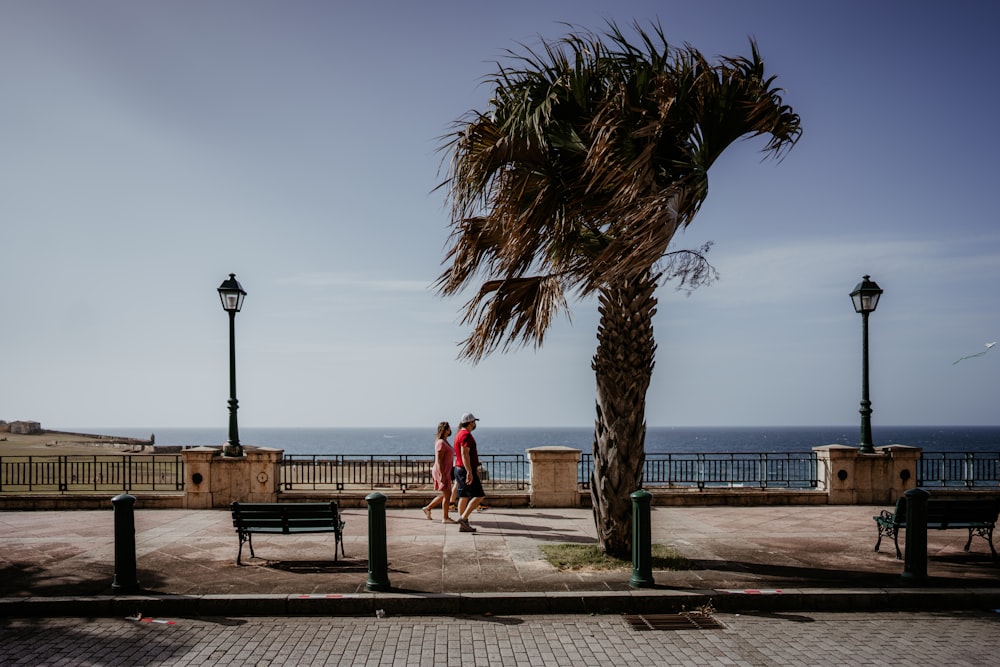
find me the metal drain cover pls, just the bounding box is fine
[623,613,725,631]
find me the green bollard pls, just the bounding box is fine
[902,487,930,583]
[629,489,655,588]
[111,493,140,593]
[365,492,391,591]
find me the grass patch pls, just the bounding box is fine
[539,543,692,572]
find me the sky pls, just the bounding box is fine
[1,1,998,430]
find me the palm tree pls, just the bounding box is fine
[437,22,801,557]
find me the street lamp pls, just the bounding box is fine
[850,274,883,454]
[218,273,247,457]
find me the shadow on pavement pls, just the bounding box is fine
[687,557,1000,588]
[265,560,368,575]
[487,520,595,544]
[0,562,156,597]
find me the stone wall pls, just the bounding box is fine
[814,444,920,505]
[527,446,581,507]
[181,446,283,508]
[2,420,42,434]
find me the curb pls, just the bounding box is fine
[4,588,1000,618]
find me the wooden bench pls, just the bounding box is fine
[231,501,345,566]
[873,496,998,561]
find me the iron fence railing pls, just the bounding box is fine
[4,451,996,495]
[579,452,820,490]
[0,455,185,493]
[280,454,528,492]
[917,452,1000,488]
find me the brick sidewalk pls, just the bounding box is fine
[4,612,1000,665]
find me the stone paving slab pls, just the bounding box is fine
[2,504,999,616]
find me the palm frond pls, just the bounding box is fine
[458,275,569,361]
[437,21,801,359]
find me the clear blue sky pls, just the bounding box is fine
[1,1,997,430]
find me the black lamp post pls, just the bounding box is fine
[218,273,247,457]
[850,274,883,454]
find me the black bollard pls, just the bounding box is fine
[901,487,930,583]
[629,489,655,588]
[111,493,140,593]
[365,492,391,591]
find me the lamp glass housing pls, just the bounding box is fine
[218,273,247,313]
[850,275,882,314]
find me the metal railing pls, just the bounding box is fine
[4,450,996,496]
[0,455,185,493]
[280,454,528,492]
[579,452,820,490]
[917,452,1000,488]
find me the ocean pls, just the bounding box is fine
[73,425,1000,456]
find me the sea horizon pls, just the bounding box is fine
[60,425,1000,456]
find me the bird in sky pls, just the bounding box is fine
[953,341,997,365]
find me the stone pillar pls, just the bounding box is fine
[878,445,920,502]
[814,445,857,504]
[245,447,282,503]
[182,447,219,509]
[181,446,283,508]
[527,446,581,508]
[814,444,921,505]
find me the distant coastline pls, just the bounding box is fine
[49,428,152,443]
[45,430,156,452]
[0,427,155,456]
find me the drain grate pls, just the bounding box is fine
[623,613,725,631]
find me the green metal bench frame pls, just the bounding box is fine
[231,501,345,566]
[873,496,998,561]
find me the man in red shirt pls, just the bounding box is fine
[453,412,485,532]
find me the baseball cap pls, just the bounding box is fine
[460,413,479,424]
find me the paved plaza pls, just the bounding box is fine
[2,505,998,605]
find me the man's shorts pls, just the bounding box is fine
[453,466,485,498]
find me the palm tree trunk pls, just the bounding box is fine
[590,272,658,559]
